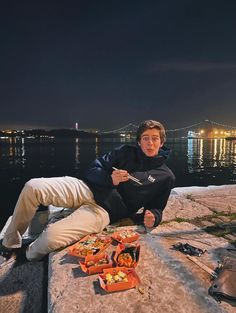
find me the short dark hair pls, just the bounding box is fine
[136,120,166,144]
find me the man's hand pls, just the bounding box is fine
[144,210,155,228]
[111,169,129,186]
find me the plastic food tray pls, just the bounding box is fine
[68,234,111,258]
[111,229,139,243]
[80,253,113,275]
[98,266,140,292]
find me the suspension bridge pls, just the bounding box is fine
[100,120,236,138]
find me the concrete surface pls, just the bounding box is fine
[48,223,235,313]
[0,184,236,313]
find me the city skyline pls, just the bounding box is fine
[1,1,236,130]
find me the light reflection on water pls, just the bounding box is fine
[0,137,236,186]
[1,136,236,228]
[167,138,236,186]
[186,138,236,172]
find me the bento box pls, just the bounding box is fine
[79,253,113,275]
[98,267,140,292]
[111,229,139,243]
[68,234,111,258]
[114,243,140,268]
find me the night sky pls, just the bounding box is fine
[1,0,236,131]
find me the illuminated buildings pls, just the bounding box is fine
[188,120,236,139]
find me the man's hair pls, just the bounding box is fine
[136,120,166,144]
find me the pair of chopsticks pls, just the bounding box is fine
[112,167,143,185]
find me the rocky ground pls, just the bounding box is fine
[0,184,236,313]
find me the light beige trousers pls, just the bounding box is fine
[3,176,110,261]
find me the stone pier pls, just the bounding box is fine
[0,185,236,313]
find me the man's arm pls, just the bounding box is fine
[144,175,175,227]
[85,150,116,187]
[85,146,129,187]
[84,146,130,224]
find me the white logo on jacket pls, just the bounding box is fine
[147,175,156,183]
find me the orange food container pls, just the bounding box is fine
[98,267,140,292]
[67,234,111,258]
[111,229,139,243]
[79,253,113,275]
[114,243,140,268]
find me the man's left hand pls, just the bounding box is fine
[144,210,155,228]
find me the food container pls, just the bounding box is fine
[98,267,140,292]
[114,243,140,268]
[79,253,113,275]
[111,229,139,243]
[68,234,111,258]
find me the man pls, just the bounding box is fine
[1,120,175,261]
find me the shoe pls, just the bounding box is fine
[0,239,13,256]
[0,243,15,267]
[14,246,28,263]
[0,240,28,266]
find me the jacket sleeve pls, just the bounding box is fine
[84,148,120,187]
[145,174,175,227]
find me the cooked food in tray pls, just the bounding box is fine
[86,257,109,267]
[111,229,139,243]
[114,243,140,268]
[105,270,128,284]
[99,267,140,292]
[68,234,111,257]
[117,252,134,267]
[79,253,112,274]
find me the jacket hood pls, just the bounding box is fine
[136,144,171,169]
[158,145,172,159]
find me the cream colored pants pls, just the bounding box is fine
[3,176,110,261]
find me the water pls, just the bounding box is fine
[1,136,236,229]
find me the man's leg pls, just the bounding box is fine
[26,202,110,261]
[2,176,95,249]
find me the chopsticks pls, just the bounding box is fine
[112,167,143,185]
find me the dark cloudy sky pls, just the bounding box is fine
[1,0,236,131]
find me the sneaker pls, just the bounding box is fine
[14,246,28,263]
[0,240,28,266]
[0,243,14,267]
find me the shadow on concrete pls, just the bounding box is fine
[155,223,236,241]
[143,234,235,312]
[0,258,48,313]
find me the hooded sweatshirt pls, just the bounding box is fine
[84,144,175,226]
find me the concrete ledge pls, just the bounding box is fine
[0,212,49,313]
[48,223,236,313]
[173,184,236,197]
[163,195,213,221]
[1,185,236,313]
[47,185,236,313]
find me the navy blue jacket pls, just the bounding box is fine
[84,144,175,226]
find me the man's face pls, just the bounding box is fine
[139,128,163,157]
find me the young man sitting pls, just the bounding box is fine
[1,120,175,261]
